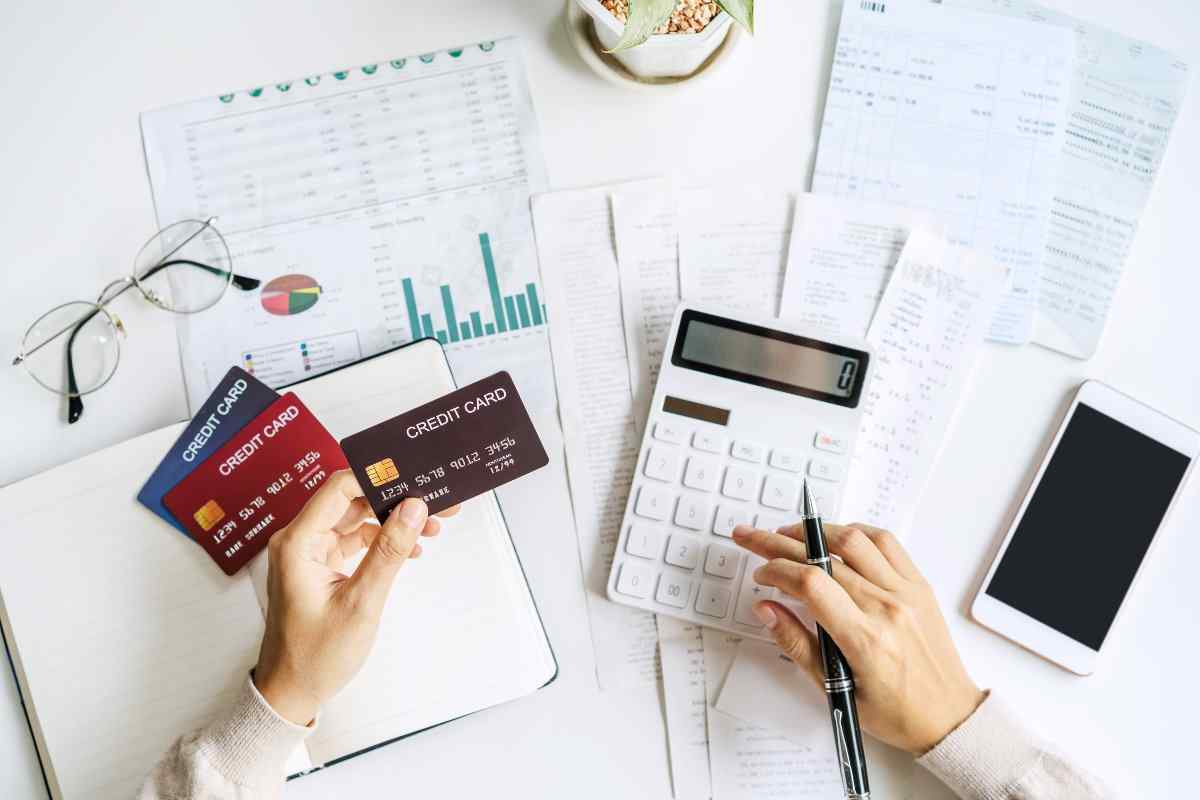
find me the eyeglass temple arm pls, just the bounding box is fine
[138,259,261,290]
[64,306,97,424]
[59,261,259,424]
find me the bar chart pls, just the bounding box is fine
[402,232,547,345]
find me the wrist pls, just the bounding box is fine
[252,665,320,727]
[915,683,986,756]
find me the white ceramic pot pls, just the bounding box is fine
[573,0,733,79]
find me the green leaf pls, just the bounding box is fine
[716,0,754,33]
[609,0,678,52]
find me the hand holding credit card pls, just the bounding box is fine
[341,371,548,521]
[164,394,349,575]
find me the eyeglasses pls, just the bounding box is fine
[12,218,260,424]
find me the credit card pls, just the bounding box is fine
[137,367,279,536]
[340,371,548,520]
[163,393,349,575]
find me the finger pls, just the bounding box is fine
[733,526,883,608]
[845,522,925,582]
[287,470,365,537]
[421,517,441,537]
[332,497,373,534]
[822,524,903,590]
[754,601,823,685]
[337,520,381,560]
[409,542,423,558]
[753,559,870,656]
[434,504,461,519]
[348,498,428,612]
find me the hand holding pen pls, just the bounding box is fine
[730,500,986,759]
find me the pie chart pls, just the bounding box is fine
[261,274,321,316]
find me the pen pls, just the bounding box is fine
[802,480,871,800]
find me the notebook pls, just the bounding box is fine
[0,339,556,800]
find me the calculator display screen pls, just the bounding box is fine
[672,311,868,407]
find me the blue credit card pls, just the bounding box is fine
[137,367,278,535]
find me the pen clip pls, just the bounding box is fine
[833,708,853,787]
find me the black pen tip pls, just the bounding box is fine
[802,479,819,519]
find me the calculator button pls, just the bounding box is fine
[635,485,674,520]
[761,475,800,511]
[644,446,683,482]
[674,495,712,531]
[615,562,653,599]
[713,504,753,537]
[808,459,843,483]
[704,543,742,579]
[814,431,847,454]
[734,555,770,627]
[656,574,693,609]
[811,487,839,518]
[731,440,765,463]
[654,420,688,445]
[625,524,665,560]
[665,534,701,569]
[721,466,758,501]
[683,456,720,492]
[768,449,805,472]
[755,512,791,532]
[696,582,733,618]
[693,430,727,454]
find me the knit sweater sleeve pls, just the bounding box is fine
[138,677,313,800]
[917,692,1114,800]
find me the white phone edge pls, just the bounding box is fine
[970,380,1200,676]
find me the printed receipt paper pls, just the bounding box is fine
[341,371,548,521]
[164,393,349,575]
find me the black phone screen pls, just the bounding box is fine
[985,403,1191,650]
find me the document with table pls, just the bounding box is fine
[141,37,558,416]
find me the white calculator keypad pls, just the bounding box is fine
[611,414,849,637]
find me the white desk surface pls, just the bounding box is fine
[2,0,1198,797]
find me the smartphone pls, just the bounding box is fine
[972,380,1199,675]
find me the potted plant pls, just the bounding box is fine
[574,0,754,79]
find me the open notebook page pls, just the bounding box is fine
[0,425,299,800]
[273,341,556,763]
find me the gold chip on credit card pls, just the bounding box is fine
[193,499,225,531]
[366,457,400,487]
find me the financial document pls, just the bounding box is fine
[657,617,711,800]
[678,187,793,317]
[780,194,937,340]
[840,231,1007,534]
[613,180,680,429]
[141,38,556,412]
[533,183,661,691]
[715,639,924,799]
[702,630,839,799]
[812,0,1074,344]
[942,0,1190,358]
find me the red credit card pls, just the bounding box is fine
[164,393,348,575]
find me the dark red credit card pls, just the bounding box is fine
[164,393,348,575]
[340,371,548,521]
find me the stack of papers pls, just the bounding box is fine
[533,176,1004,796]
[531,1,1188,796]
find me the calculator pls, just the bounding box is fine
[605,305,873,640]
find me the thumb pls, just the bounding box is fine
[349,499,428,612]
[756,601,823,685]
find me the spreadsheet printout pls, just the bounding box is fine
[942,0,1190,358]
[812,0,1074,345]
[141,38,554,412]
